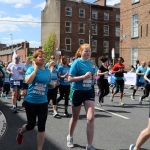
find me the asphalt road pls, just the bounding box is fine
[0,86,150,150]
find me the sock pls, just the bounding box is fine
[13,105,16,108]
[133,89,136,96]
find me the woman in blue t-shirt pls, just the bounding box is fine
[57,56,70,117]
[47,61,60,117]
[16,50,54,150]
[67,43,95,150]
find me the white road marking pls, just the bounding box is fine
[95,107,130,120]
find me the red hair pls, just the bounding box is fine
[75,43,91,59]
[33,49,45,61]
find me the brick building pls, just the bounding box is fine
[41,0,120,65]
[120,0,150,70]
[0,44,6,49]
[0,42,29,62]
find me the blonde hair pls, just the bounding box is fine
[48,61,55,68]
[75,43,90,59]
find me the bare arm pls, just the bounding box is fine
[97,70,108,76]
[144,75,150,83]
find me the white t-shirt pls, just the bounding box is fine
[7,62,26,80]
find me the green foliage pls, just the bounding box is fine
[43,33,55,62]
[28,54,34,60]
[27,48,33,61]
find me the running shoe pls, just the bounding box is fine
[67,135,74,148]
[129,144,135,150]
[1,93,4,97]
[139,97,142,105]
[131,95,135,100]
[86,145,96,150]
[64,110,69,117]
[13,107,18,113]
[16,128,23,144]
[5,96,8,99]
[53,111,58,117]
[110,96,114,102]
[97,102,102,107]
[119,102,124,106]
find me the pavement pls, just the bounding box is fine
[0,86,150,150]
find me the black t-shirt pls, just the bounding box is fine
[98,65,109,80]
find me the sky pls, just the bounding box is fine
[0,0,120,48]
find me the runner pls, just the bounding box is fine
[129,62,150,150]
[139,61,150,104]
[67,43,95,150]
[6,55,26,113]
[21,57,32,107]
[0,64,4,97]
[110,57,127,106]
[47,61,60,117]
[57,56,70,117]
[2,63,10,99]
[97,56,109,106]
[131,61,147,101]
[16,49,53,150]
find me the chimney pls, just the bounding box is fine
[94,0,106,6]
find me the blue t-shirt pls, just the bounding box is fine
[25,66,51,104]
[3,69,10,84]
[69,58,94,91]
[136,66,147,83]
[49,69,58,89]
[145,68,150,84]
[58,65,70,85]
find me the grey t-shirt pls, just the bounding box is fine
[7,62,26,80]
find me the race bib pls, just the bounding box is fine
[14,81,20,85]
[104,74,108,79]
[32,82,46,95]
[83,78,92,87]
[64,77,68,83]
[52,80,57,86]
[4,78,9,82]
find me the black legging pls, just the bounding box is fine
[57,84,70,107]
[141,84,150,100]
[47,87,58,105]
[3,84,10,95]
[98,79,109,102]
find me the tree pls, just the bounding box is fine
[43,33,55,62]
[27,48,33,60]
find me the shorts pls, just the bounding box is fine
[22,83,28,90]
[135,81,145,87]
[115,79,124,93]
[71,89,94,107]
[10,80,23,90]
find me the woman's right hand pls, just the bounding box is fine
[83,72,91,79]
[34,62,38,71]
[105,71,109,75]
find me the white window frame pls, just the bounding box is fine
[78,22,85,34]
[65,38,71,51]
[103,41,109,53]
[132,0,140,4]
[65,7,72,16]
[91,40,97,52]
[79,9,85,18]
[104,12,109,21]
[65,21,72,33]
[104,25,109,36]
[92,11,98,19]
[116,26,120,37]
[79,39,84,46]
[92,24,98,35]
[131,48,138,67]
[132,14,138,37]
[115,41,120,53]
[116,14,120,22]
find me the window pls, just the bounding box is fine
[104,25,109,36]
[65,21,72,33]
[79,9,85,18]
[103,41,109,53]
[79,39,84,45]
[78,23,85,34]
[115,41,119,53]
[65,7,72,16]
[116,26,120,37]
[132,0,140,4]
[65,38,71,51]
[92,24,97,35]
[104,12,109,20]
[92,11,98,19]
[131,48,138,67]
[146,24,148,37]
[91,40,97,52]
[116,14,120,22]
[132,14,138,37]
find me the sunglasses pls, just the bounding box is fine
[118,60,121,61]
[51,57,55,59]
